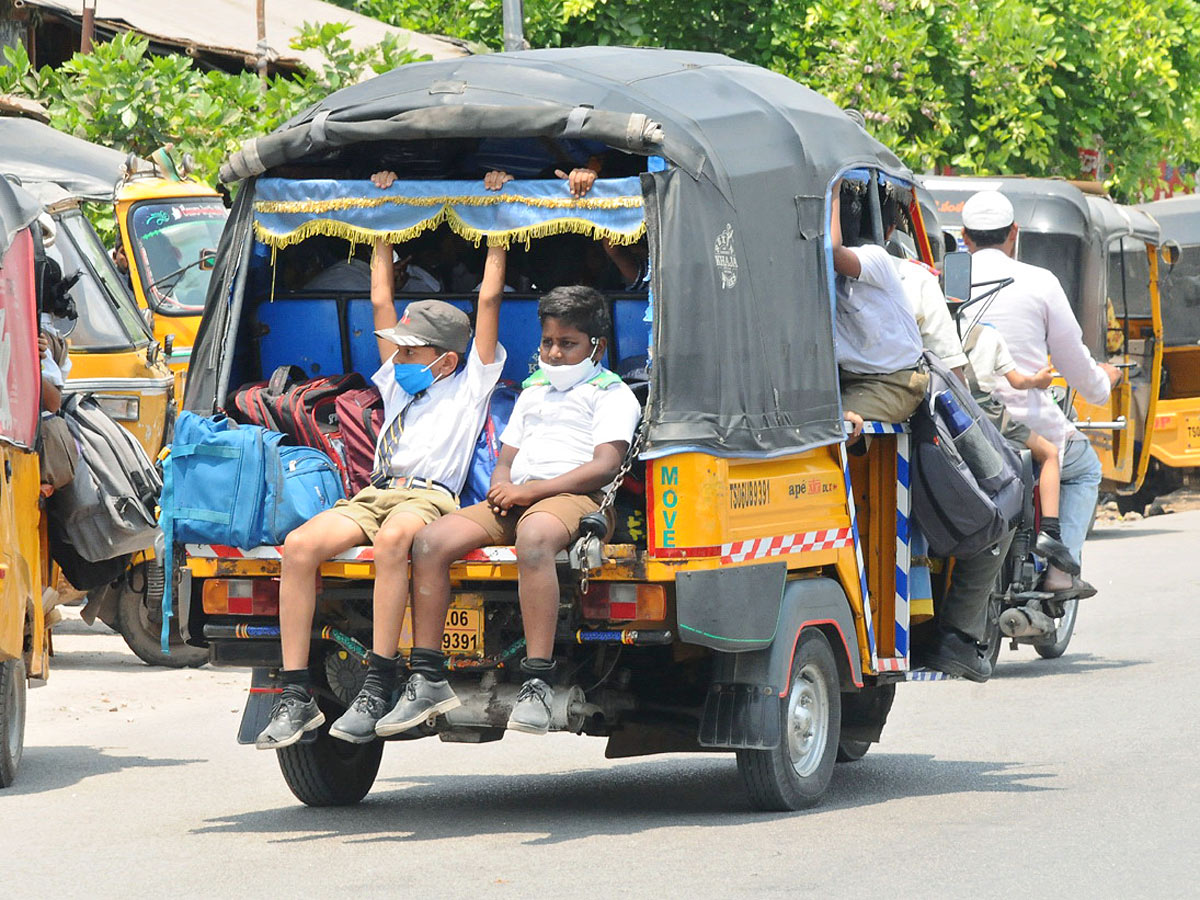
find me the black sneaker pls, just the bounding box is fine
[1035,532,1080,575]
[507,678,553,735]
[255,693,325,749]
[919,629,991,683]
[329,689,390,744]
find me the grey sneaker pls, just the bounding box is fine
[255,692,325,749]
[374,673,461,737]
[507,678,553,735]
[329,689,390,744]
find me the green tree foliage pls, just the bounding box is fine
[330,0,1199,198]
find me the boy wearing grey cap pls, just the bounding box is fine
[257,173,508,749]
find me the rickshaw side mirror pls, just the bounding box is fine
[942,250,973,302]
[1161,241,1181,269]
[198,248,217,271]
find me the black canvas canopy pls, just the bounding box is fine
[1140,194,1200,346]
[192,47,915,458]
[0,117,131,201]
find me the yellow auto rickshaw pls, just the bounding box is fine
[0,175,52,787]
[176,47,1003,811]
[1135,194,1200,493]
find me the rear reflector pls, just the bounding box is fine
[203,578,280,616]
[581,583,667,621]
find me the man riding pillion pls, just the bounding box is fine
[960,191,1121,598]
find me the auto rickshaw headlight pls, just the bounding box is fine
[94,394,140,422]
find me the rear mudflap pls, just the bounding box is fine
[237,667,315,745]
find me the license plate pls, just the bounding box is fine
[1187,418,1200,449]
[398,593,484,658]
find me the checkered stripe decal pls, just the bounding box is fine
[720,528,851,564]
[859,421,912,435]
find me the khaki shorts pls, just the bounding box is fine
[976,394,1032,448]
[330,484,458,542]
[450,491,611,544]
[839,366,930,423]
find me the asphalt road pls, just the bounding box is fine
[5,511,1199,898]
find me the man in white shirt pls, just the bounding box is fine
[831,182,928,423]
[960,190,1120,595]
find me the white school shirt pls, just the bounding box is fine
[965,324,1016,395]
[371,342,506,492]
[835,244,923,375]
[892,257,969,369]
[968,248,1111,444]
[501,369,642,485]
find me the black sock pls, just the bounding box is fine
[362,652,398,698]
[409,647,447,683]
[279,668,310,701]
[1041,516,1062,541]
[520,657,557,680]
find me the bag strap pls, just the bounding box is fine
[267,364,306,397]
[160,448,175,656]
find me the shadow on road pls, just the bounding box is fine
[6,745,204,796]
[49,647,150,673]
[192,751,1054,844]
[993,652,1147,680]
[1087,526,1180,541]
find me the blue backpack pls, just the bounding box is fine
[460,384,520,507]
[159,412,344,652]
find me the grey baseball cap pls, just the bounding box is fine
[375,299,471,355]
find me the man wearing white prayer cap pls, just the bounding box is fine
[960,189,1120,600]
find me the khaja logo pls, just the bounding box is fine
[714,223,738,289]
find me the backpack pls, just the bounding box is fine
[461,383,521,507]
[160,412,345,654]
[47,395,161,563]
[334,387,385,495]
[909,351,1024,559]
[229,364,306,431]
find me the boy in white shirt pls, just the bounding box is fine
[964,321,1079,575]
[257,171,508,750]
[382,284,642,737]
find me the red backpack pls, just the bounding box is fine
[334,387,385,494]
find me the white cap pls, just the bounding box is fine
[961,190,1015,230]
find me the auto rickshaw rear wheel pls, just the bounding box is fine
[115,560,208,668]
[0,656,27,788]
[277,691,383,807]
[737,628,840,811]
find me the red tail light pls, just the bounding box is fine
[581,584,667,621]
[202,579,280,616]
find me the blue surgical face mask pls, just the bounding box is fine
[393,352,447,395]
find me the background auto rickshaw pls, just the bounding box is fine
[1135,194,1200,493]
[0,175,52,787]
[0,118,206,667]
[175,47,980,811]
[0,112,229,399]
[923,176,1163,499]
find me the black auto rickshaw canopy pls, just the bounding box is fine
[0,175,41,257]
[0,116,131,202]
[195,46,916,459]
[1139,194,1200,347]
[923,176,1160,357]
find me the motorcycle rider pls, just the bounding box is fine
[959,190,1120,598]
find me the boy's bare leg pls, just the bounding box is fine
[370,512,427,656]
[278,511,368,670]
[512,513,573,659]
[1027,434,1060,517]
[410,515,494,651]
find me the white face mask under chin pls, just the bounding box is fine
[539,342,600,391]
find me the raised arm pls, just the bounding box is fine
[829,182,862,279]
[474,245,505,365]
[370,236,399,365]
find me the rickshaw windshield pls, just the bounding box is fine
[1108,237,1153,318]
[129,198,228,315]
[53,210,151,350]
[1017,232,1085,319]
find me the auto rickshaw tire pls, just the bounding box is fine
[736,629,840,811]
[0,656,27,788]
[115,561,207,669]
[277,693,383,807]
[835,738,870,763]
[1033,598,1078,660]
